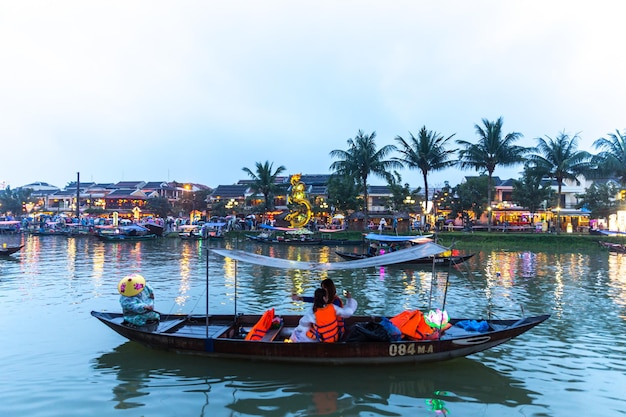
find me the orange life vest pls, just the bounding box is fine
[390,309,437,340]
[306,305,340,342]
[245,308,275,341]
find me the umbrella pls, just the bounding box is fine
[332,214,345,220]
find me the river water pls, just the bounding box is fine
[0,234,625,417]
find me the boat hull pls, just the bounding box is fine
[91,311,549,365]
[335,251,475,266]
[0,244,24,256]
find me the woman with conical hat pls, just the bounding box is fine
[118,273,160,326]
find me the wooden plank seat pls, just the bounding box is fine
[242,322,284,341]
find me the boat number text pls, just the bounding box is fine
[389,343,433,356]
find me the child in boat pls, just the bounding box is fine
[289,288,357,343]
[118,273,160,326]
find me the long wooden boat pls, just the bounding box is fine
[598,240,626,253]
[335,251,475,266]
[96,224,157,242]
[246,234,322,245]
[0,244,24,256]
[91,311,549,365]
[92,242,549,365]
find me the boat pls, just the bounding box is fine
[0,220,22,234]
[0,243,24,256]
[142,222,165,237]
[334,233,474,267]
[335,251,475,266]
[179,222,226,240]
[598,240,626,253]
[91,242,549,365]
[246,225,322,245]
[96,224,157,242]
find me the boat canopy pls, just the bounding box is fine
[364,233,433,243]
[212,241,448,270]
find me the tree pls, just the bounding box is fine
[145,196,173,219]
[242,161,287,212]
[383,171,422,212]
[451,176,491,228]
[512,169,556,221]
[326,175,361,215]
[0,186,34,216]
[394,126,456,224]
[592,129,626,185]
[456,117,526,231]
[329,130,401,229]
[575,182,619,220]
[526,131,592,232]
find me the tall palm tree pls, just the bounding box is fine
[526,131,592,233]
[394,126,457,224]
[592,129,626,185]
[242,161,287,212]
[329,130,401,230]
[456,117,526,231]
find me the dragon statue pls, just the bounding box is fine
[284,173,312,228]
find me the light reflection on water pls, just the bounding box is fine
[0,235,625,416]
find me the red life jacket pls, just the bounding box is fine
[307,305,340,342]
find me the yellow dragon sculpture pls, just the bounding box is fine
[284,174,312,228]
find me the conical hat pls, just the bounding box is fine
[118,273,146,297]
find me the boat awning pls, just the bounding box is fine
[212,241,449,270]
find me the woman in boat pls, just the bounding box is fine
[292,278,343,307]
[118,273,160,326]
[289,287,357,343]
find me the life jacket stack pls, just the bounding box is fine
[390,309,439,340]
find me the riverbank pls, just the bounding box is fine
[226,229,616,252]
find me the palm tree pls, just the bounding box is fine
[456,117,526,231]
[329,130,401,230]
[592,129,626,185]
[394,126,457,225]
[242,161,287,212]
[526,131,592,233]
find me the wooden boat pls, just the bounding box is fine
[598,240,626,253]
[96,224,157,242]
[246,233,322,245]
[91,242,549,365]
[91,311,549,365]
[0,244,24,256]
[335,233,473,266]
[335,251,475,266]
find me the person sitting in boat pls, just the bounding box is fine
[118,273,160,326]
[367,242,378,256]
[289,287,357,343]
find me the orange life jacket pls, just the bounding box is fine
[307,305,340,342]
[390,309,437,340]
[245,308,275,341]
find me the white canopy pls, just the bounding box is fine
[211,242,448,271]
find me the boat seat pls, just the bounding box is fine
[242,322,284,341]
[158,318,187,333]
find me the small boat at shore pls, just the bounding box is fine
[91,242,549,365]
[96,224,157,242]
[598,240,626,253]
[0,244,24,256]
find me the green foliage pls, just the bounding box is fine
[146,196,173,219]
[575,182,619,219]
[0,186,34,216]
[512,169,556,214]
[592,129,626,185]
[452,176,491,222]
[329,130,401,228]
[326,175,361,214]
[242,161,287,212]
[394,126,456,211]
[383,171,422,212]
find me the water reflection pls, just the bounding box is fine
[93,342,538,416]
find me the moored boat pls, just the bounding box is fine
[0,243,24,256]
[96,224,157,242]
[598,240,626,253]
[91,242,549,365]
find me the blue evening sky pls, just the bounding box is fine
[1,1,624,190]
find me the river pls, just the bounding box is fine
[0,234,625,416]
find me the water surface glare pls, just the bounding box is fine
[0,235,625,416]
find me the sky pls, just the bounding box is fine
[1,1,625,191]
